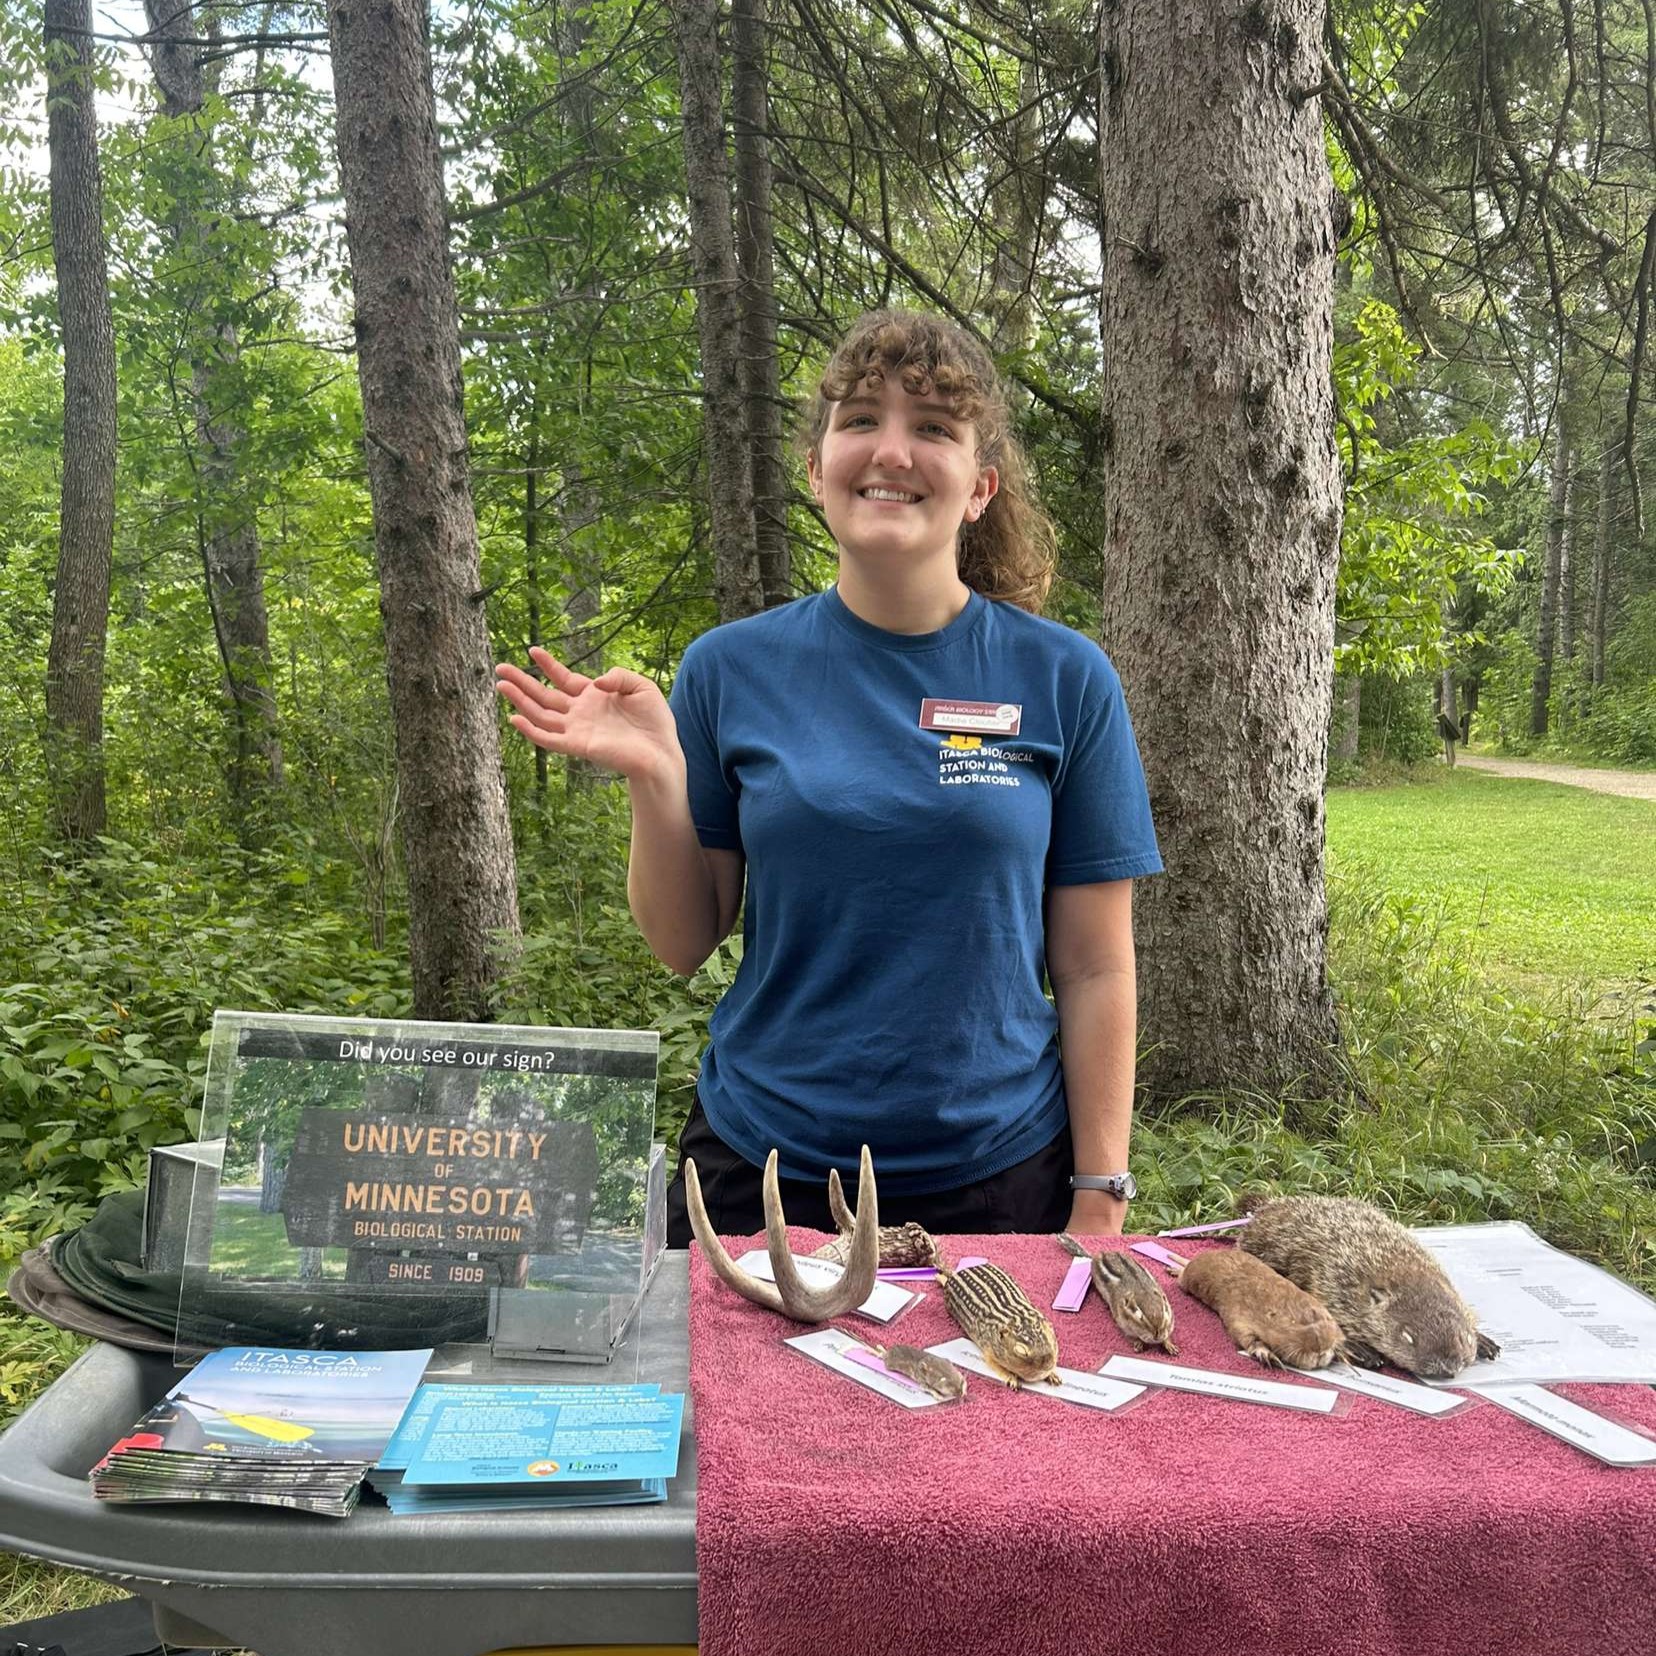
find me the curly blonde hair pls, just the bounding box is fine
[802,310,1057,614]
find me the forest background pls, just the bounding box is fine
[0,0,1654,1582]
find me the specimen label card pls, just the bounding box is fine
[1289,1362,1470,1416]
[1478,1385,1656,1467]
[732,1250,918,1323]
[928,1338,1145,1411]
[784,1330,947,1409]
[1052,1256,1091,1312]
[1099,1355,1340,1413]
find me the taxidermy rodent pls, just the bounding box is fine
[1237,1194,1499,1380]
[1170,1246,1343,1369]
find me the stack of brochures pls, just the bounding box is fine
[91,1346,433,1518]
[368,1381,685,1514]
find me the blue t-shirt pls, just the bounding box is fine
[668,586,1162,1194]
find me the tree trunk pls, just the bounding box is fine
[523,422,550,808]
[1530,420,1570,735]
[730,0,789,607]
[1097,0,1343,1101]
[326,0,521,1022]
[144,0,284,813]
[43,0,118,846]
[1590,438,1617,688]
[986,53,1043,357]
[1559,470,1577,665]
[559,453,605,790]
[668,0,763,622]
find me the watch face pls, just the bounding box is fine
[1118,1172,1138,1201]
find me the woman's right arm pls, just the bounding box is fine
[496,647,744,975]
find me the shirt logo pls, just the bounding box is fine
[919,698,1022,736]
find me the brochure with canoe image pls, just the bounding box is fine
[91,1345,433,1518]
[379,1384,684,1513]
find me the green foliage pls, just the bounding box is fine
[0,835,411,1248]
[1356,672,1440,764]
[1133,860,1656,1293]
[1334,301,1523,677]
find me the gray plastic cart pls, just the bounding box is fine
[0,1254,698,1656]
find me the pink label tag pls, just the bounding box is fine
[842,1346,926,1393]
[1052,1255,1092,1312]
[1130,1240,1183,1269]
[957,1255,990,1270]
[918,698,1022,736]
[1157,1217,1253,1238]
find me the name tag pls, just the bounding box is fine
[919,698,1022,736]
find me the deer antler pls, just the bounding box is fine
[685,1145,879,1322]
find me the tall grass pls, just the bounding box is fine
[1132,860,1656,1290]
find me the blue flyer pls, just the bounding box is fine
[378,1382,660,1472]
[398,1389,684,1488]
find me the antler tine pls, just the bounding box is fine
[767,1145,879,1322]
[827,1166,855,1235]
[683,1155,787,1315]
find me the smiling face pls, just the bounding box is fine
[807,374,998,572]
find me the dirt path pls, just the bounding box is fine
[1455,752,1656,801]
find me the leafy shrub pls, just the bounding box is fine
[1357,673,1440,764]
[0,835,410,1254]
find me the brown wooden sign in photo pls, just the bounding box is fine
[281,1106,600,1256]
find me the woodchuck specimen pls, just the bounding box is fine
[1170,1247,1343,1370]
[1238,1194,1500,1380]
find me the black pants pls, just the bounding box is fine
[665,1096,1074,1247]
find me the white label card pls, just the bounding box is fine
[928,1338,1145,1412]
[1100,1354,1341,1414]
[731,1249,920,1324]
[1478,1384,1656,1467]
[1289,1361,1471,1416]
[785,1330,947,1409]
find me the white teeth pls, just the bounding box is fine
[861,487,920,503]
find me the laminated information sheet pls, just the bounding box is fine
[1414,1220,1656,1387]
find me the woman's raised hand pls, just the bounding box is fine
[495,647,684,783]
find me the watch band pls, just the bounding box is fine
[1070,1172,1135,1199]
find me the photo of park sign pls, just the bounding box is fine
[180,1012,660,1326]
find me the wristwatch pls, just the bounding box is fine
[1070,1172,1137,1200]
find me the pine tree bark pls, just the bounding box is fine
[1097,0,1343,1101]
[326,0,521,1021]
[43,0,117,846]
[1559,471,1577,666]
[730,0,790,606]
[986,53,1042,357]
[1530,420,1570,735]
[1590,438,1617,688]
[668,0,763,621]
[144,0,284,814]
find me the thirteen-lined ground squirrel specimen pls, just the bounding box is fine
[1238,1194,1500,1380]
[937,1260,1061,1388]
[1057,1234,1177,1355]
[1168,1246,1343,1369]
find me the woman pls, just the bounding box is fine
[495,311,1161,1245]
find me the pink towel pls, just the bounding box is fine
[690,1231,1656,1656]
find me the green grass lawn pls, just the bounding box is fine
[1326,770,1656,997]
